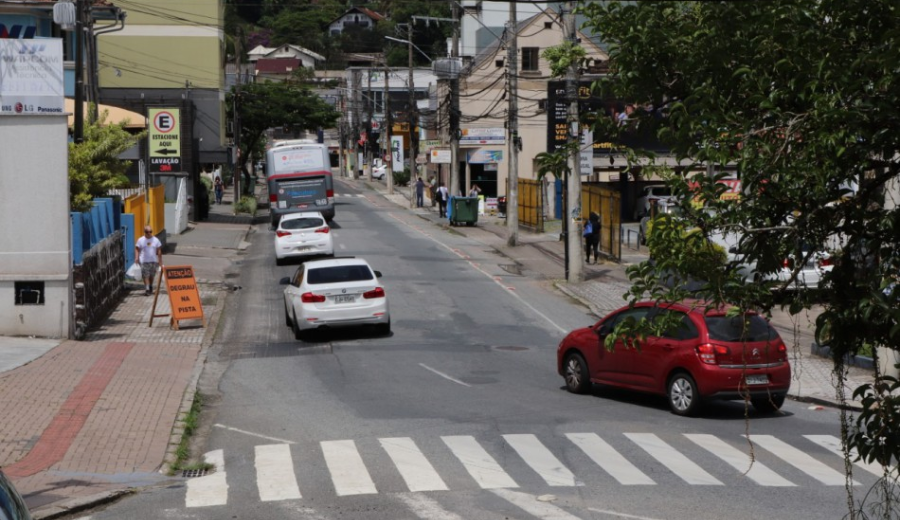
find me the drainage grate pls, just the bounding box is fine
[182,469,210,478]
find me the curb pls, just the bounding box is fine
[33,489,135,520]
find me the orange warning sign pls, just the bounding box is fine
[159,265,205,329]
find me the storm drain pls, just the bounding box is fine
[182,468,210,478]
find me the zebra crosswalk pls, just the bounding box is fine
[185,432,888,509]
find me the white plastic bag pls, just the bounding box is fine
[126,263,142,280]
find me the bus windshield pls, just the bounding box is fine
[271,147,328,176]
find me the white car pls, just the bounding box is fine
[634,185,675,220]
[283,257,391,339]
[372,165,386,180]
[274,212,334,266]
[731,243,834,290]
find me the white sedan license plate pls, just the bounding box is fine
[334,294,355,304]
[746,375,769,385]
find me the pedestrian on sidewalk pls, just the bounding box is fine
[135,226,163,296]
[214,176,224,205]
[436,182,449,218]
[469,184,481,198]
[415,177,425,207]
[429,176,437,207]
[589,212,601,263]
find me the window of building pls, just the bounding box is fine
[522,47,539,72]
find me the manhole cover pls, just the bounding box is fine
[182,469,209,478]
[493,346,529,351]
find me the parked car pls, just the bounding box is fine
[634,185,675,220]
[557,300,791,416]
[638,199,682,245]
[274,212,334,266]
[0,469,33,520]
[282,257,390,339]
[729,242,834,290]
[372,165,387,180]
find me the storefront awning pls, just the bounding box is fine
[65,99,147,130]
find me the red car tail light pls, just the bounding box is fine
[818,257,833,267]
[315,226,330,234]
[326,189,334,198]
[363,287,385,299]
[782,258,792,269]
[269,193,278,203]
[276,230,291,237]
[775,341,788,361]
[301,292,326,303]
[696,343,730,365]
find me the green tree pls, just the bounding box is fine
[579,0,900,513]
[228,79,340,193]
[69,110,145,212]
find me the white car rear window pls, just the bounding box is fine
[282,217,324,230]
[307,265,374,285]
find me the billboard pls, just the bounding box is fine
[0,39,64,115]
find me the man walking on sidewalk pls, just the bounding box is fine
[135,226,163,296]
[415,177,425,207]
[435,182,449,218]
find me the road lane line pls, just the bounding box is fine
[588,507,664,520]
[390,213,567,333]
[214,423,295,444]
[804,435,893,477]
[255,444,302,502]
[419,363,472,387]
[396,493,466,520]
[566,433,655,485]
[685,434,795,486]
[491,489,582,520]
[503,434,576,486]
[442,435,518,489]
[380,437,449,492]
[186,449,228,507]
[747,435,858,486]
[625,433,723,485]
[321,440,377,495]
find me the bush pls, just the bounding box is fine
[393,168,411,187]
[646,214,727,284]
[234,195,257,216]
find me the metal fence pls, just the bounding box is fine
[581,183,622,261]
[518,178,544,232]
[73,231,126,337]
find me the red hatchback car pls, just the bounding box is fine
[557,301,791,416]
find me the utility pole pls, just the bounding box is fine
[449,0,461,198]
[506,2,519,247]
[353,68,362,180]
[564,1,583,282]
[74,0,84,143]
[366,69,374,180]
[233,26,242,202]
[384,62,394,194]
[408,23,418,208]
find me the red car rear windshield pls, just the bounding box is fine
[704,315,778,343]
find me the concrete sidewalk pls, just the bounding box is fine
[0,186,253,519]
[350,175,873,410]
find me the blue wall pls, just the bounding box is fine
[71,198,129,266]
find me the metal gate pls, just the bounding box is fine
[581,184,621,261]
[518,178,544,232]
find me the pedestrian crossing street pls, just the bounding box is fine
[185,432,889,508]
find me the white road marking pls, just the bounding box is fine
[380,437,449,492]
[685,434,795,486]
[503,434,576,486]
[321,440,378,495]
[255,444,302,502]
[566,433,655,485]
[186,449,228,507]
[214,423,295,444]
[491,489,582,520]
[588,507,665,520]
[419,363,472,387]
[390,213,567,333]
[396,492,467,520]
[442,435,518,489]
[804,435,894,477]
[625,433,723,485]
[748,435,858,486]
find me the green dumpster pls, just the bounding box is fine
[450,197,479,227]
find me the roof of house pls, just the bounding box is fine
[265,44,325,62]
[255,58,303,74]
[329,6,385,26]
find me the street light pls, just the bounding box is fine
[384,36,433,63]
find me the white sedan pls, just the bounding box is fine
[283,257,391,340]
[274,212,334,266]
[372,165,387,180]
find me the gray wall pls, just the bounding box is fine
[0,115,72,338]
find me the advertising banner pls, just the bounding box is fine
[430,149,451,164]
[460,127,506,146]
[0,39,64,115]
[390,135,405,170]
[466,149,503,164]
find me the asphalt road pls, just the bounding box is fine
[79,183,876,520]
